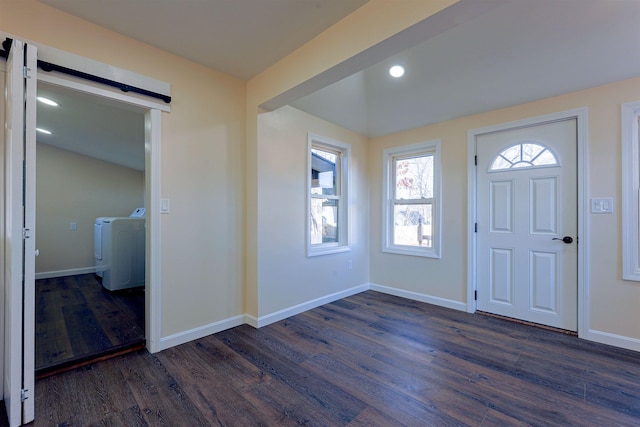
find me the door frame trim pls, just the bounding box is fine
[36,71,167,355]
[467,107,589,339]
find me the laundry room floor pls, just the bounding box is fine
[35,273,145,377]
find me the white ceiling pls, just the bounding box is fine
[37,82,145,170]
[32,0,640,167]
[37,0,368,80]
[292,0,640,137]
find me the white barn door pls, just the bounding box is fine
[4,38,36,426]
[476,119,577,331]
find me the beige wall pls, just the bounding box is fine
[3,0,639,355]
[256,106,369,316]
[245,0,455,318]
[35,144,144,274]
[2,0,247,337]
[369,76,640,345]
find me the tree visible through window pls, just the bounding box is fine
[393,154,434,247]
[383,139,441,258]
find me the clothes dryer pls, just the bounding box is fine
[94,209,145,291]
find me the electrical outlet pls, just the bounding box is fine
[348,260,353,270]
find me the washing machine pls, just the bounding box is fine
[94,208,146,291]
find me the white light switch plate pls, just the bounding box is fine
[591,197,613,214]
[161,198,170,214]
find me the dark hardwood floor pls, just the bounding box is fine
[35,274,145,377]
[21,290,640,426]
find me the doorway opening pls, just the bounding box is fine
[2,37,166,425]
[34,81,147,377]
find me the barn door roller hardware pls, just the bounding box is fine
[38,60,172,103]
[0,37,13,59]
[1,37,171,104]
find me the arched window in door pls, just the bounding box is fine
[489,142,558,171]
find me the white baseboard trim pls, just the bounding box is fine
[583,329,640,353]
[251,284,370,329]
[159,283,469,351]
[157,284,640,356]
[160,315,245,351]
[35,267,96,280]
[370,283,467,312]
[244,314,259,328]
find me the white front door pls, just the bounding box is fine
[476,119,577,331]
[4,38,36,426]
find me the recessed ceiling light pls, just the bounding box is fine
[36,128,52,135]
[389,65,405,78]
[37,96,59,107]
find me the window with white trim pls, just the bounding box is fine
[621,100,640,281]
[383,139,441,258]
[307,134,350,257]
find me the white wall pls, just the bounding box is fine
[256,106,369,319]
[35,143,144,275]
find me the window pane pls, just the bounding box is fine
[395,154,433,200]
[311,198,339,244]
[521,143,544,162]
[491,156,512,170]
[393,204,432,247]
[502,145,521,163]
[532,149,556,166]
[490,142,558,171]
[311,148,337,196]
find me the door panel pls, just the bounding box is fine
[490,248,513,304]
[4,38,25,427]
[490,180,513,232]
[22,41,37,425]
[530,250,557,312]
[530,177,557,234]
[477,119,577,331]
[3,38,36,426]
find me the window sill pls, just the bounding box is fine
[307,245,350,258]
[382,245,440,259]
